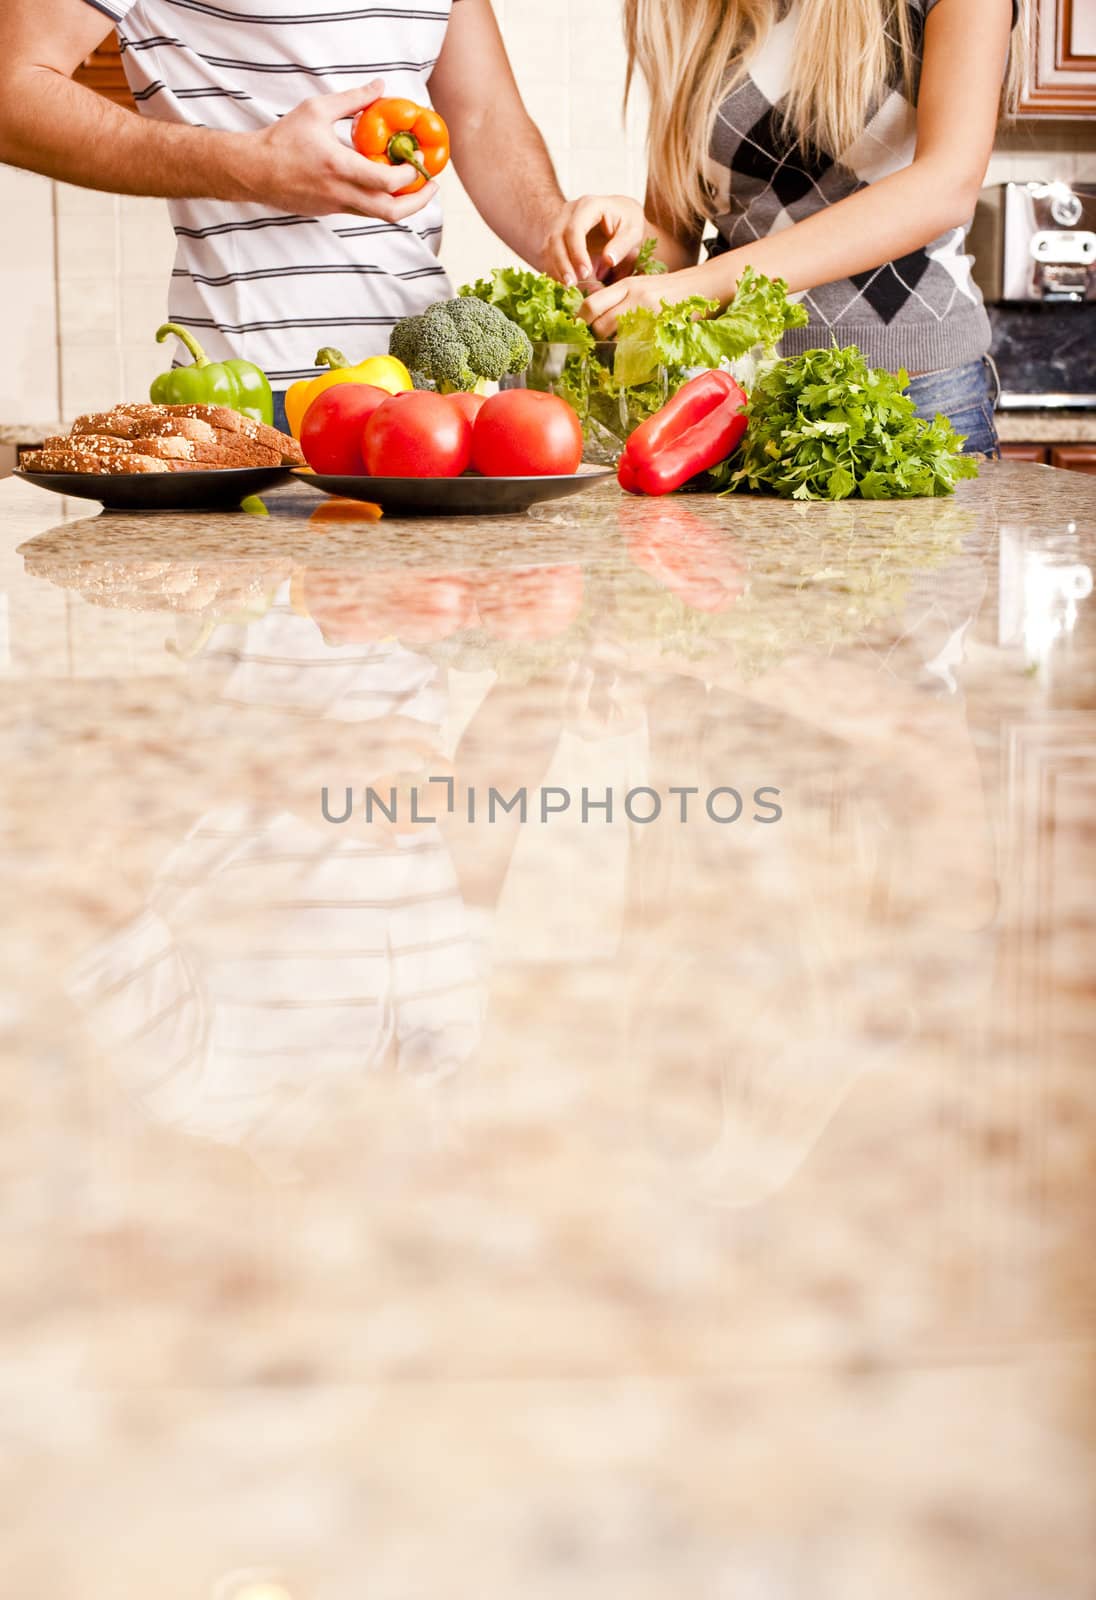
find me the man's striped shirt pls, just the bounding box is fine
[83,0,459,386]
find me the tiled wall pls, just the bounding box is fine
[0,0,1093,428]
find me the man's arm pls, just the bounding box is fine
[0,0,432,221]
[429,0,646,282]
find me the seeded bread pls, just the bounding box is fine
[22,444,177,475]
[71,403,304,466]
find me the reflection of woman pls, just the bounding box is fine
[573,0,1017,451]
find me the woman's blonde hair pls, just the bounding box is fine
[625,0,1026,237]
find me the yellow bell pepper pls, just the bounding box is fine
[284,347,413,438]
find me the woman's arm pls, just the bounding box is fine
[582,0,1013,335]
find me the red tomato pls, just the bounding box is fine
[447,391,487,428]
[471,390,583,478]
[362,392,472,478]
[300,384,390,475]
[474,564,585,642]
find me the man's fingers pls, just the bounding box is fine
[336,181,437,222]
[599,210,647,274]
[315,79,385,122]
[561,200,606,283]
[331,146,412,194]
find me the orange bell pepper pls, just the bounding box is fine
[352,97,450,196]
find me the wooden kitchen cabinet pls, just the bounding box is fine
[1000,443,1050,463]
[1050,445,1096,474]
[73,32,134,109]
[1018,0,1096,116]
[1000,442,1096,473]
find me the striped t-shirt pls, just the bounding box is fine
[85,0,458,387]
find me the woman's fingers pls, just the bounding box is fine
[579,279,632,339]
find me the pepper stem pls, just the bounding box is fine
[155,322,209,367]
[386,132,432,185]
[314,347,350,370]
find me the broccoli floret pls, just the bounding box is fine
[389,297,533,392]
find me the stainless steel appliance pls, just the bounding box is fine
[970,182,1096,411]
[971,182,1096,304]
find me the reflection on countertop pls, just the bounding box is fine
[2,465,1095,1600]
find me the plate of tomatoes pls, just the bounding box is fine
[293,385,613,516]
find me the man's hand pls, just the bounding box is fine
[244,80,436,221]
[541,194,649,286]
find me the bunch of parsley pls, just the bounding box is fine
[711,343,980,500]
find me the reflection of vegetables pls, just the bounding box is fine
[613,266,807,388]
[150,323,273,426]
[363,391,473,478]
[712,344,980,501]
[351,97,449,194]
[625,511,743,614]
[306,497,383,524]
[634,237,668,276]
[475,564,585,642]
[390,298,533,393]
[300,384,390,475]
[471,390,583,478]
[301,570,474,645]
[284,349,412,438]
[618,371,747,496]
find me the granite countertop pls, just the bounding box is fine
[0,420,67,446]
[2,464,1095,1600]
[996,409,1096,443]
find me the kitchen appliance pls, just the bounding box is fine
[971,182,1096,304]
[969,182,1096,411]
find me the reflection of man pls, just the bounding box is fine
[69,588,487,1170]
[0,0,643,417]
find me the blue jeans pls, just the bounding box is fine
[905,357,1000,457]
[272,390,290,434]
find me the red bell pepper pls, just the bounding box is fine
[618,369,748,496]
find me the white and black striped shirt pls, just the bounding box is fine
[84,0,459,385]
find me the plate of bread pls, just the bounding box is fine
[17,403,305,510]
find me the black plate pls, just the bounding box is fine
[14,465,293,511]
[293,464,613,516]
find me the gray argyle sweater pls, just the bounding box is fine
[707,0,1017,373]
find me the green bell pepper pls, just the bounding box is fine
[149,322,274,426]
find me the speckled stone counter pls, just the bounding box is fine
[997,409,1096,444]
[2,464,1095,1600]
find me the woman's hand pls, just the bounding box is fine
[541,194,648,286]
[579,266,710,338]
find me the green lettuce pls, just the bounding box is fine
[613,266,808,387]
